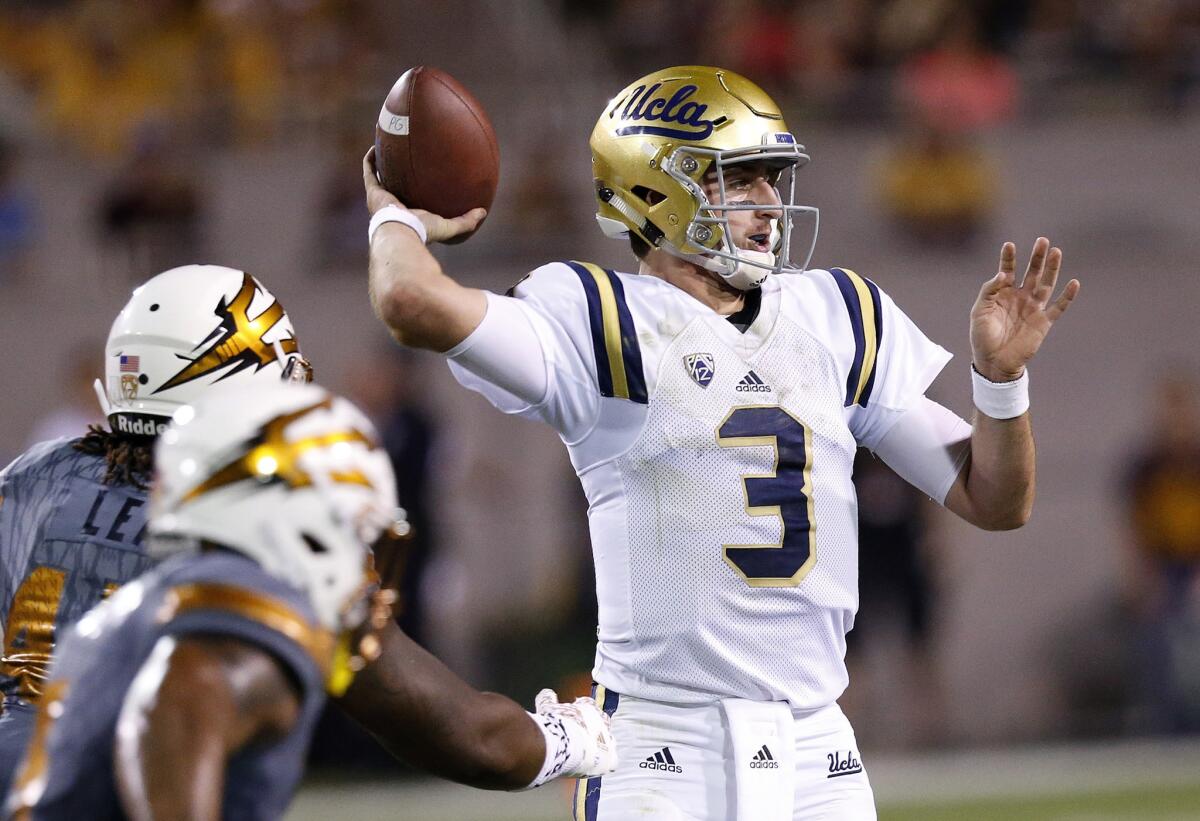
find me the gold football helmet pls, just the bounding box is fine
[590,66,818,289]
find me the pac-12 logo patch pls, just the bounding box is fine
[684,353,715,388]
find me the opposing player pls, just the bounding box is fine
[363,64,1080,820]
[0,264,312,799]
[5,384,616,819]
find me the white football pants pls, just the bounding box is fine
[573,687,876,821]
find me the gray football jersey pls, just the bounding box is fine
[5,551,329,820]
[0,439,155,800]
[1,438,154,702]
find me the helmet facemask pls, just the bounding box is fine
[661,138,819,291]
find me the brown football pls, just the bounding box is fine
[374,67,499,242]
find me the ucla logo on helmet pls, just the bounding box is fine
[613,83,716,140]
[684,352,715,388]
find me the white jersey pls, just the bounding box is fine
[448,261,950,710]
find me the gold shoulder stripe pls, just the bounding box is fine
[566,261,647,404]
[580,262,631,400]
[839,268,880,407]
[157,582,334,679]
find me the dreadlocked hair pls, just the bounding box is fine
[74,424,155,490]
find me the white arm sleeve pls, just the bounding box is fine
[446,285,600,439]
[871,395,972,505]
[445,291,549,408]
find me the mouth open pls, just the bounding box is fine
[747,233,771,253]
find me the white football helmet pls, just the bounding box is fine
[98,265,312,437]
[148,382,398,635]
[591,65,819,289]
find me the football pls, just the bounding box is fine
[374,66,499,242]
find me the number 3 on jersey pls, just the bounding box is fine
[717,406,816,587]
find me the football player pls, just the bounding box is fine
[363,64,1081,820]
[0,264,313,800]
[5,383,616,819]
[1,266,614,804]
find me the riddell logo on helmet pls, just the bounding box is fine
[114,415,168,436]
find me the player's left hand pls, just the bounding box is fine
[970,237,1080,382]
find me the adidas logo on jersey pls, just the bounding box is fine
[750,744,779,769]
[735,370,771,393]
[639,747,682,773]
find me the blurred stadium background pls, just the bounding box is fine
[2,0,1199,817]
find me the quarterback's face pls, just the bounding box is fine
[702,161,783,254]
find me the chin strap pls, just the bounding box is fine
[694,218,783,292]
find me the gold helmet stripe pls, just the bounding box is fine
[156,274,300,393]
[181,397,376,504]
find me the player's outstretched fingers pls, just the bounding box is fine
[534,688,558,714]
[977,268,1008,304]
[1021,237,1050,291]
[1035,246,1062,303]
[998,241,1017,277]
[1046,278,1081,322]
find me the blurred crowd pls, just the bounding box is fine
[0,0,402,280]
[3,0,1198,274]
[561,0,1200,118]
[0,0,387,157]
[561,0,1200,246]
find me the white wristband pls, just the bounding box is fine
[368,204,427,245]
[971,366,1029,419]
[521,710,579,790]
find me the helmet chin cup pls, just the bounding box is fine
[724,249,775,290]
[720,220,782,291]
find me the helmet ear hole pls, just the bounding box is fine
[302,533,330,554]
[631,185,666,206]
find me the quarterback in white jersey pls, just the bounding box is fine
[361,66,1079,820]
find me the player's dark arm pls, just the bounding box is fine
[944,238,1079,531]
[114,635,302,821]
[362,149,489,352]
[334,618,544,789]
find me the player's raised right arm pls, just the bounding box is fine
[364,148,488,352]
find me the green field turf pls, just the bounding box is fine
[290,781,1200,821]
[881,783,1200,821]
[289,738,1200,821]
